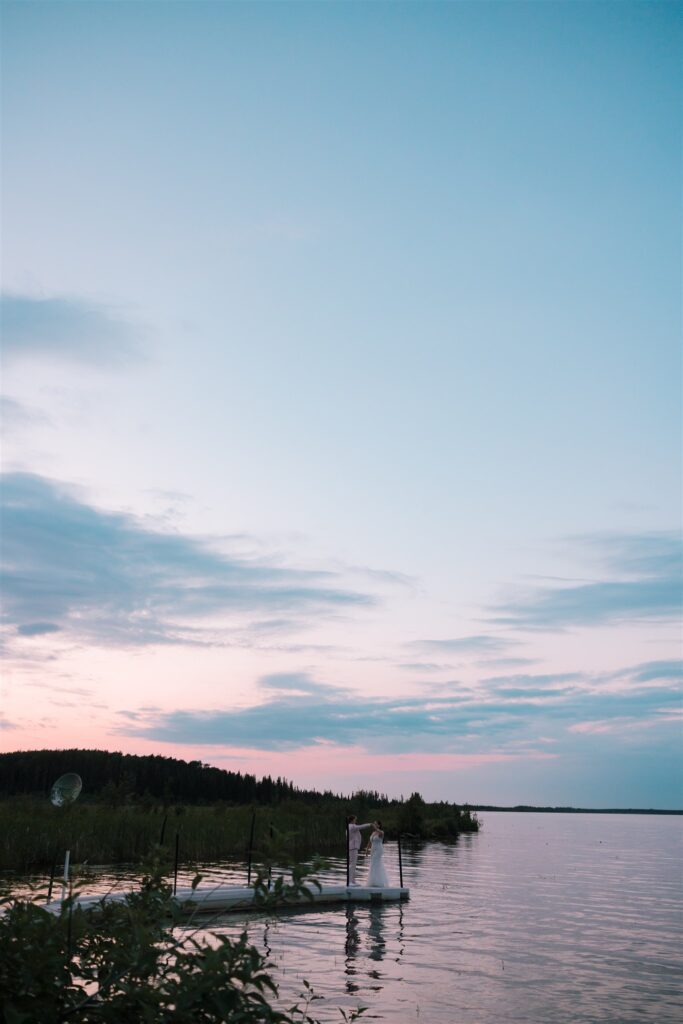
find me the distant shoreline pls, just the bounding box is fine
[472,806,682,815]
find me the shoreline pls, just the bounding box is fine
[474,805,683,815]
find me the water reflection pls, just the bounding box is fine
[262,920,272,961]
[343,901,405,997]
[345,906,360,960]
[399,838,425,869]
[400,834,461,871]
[344,907,360,993]
[396,903,405,961]
[366,906,386,987]
[368,906,386,964]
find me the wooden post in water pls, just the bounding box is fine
[173,832,180,896]
[46,850,58,903]
[61,849,71,903]
[246,809,256,885]
[159,813,168,846]
[398,833,404,888]
[267,823,274,891]
[345,819,350,886]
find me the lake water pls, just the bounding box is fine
[196,811,683,1023]
[14,811,683,1022]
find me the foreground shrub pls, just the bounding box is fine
[0,859,365,1024]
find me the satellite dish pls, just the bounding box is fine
[50,773,82,807]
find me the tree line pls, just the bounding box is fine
[0,748,391,808]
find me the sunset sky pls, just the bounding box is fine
[2,0,681,807]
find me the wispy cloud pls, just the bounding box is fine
[398,661,454,673]
[258,671,349,698]
[118,660,682,753]
[345,565,416,589]
[492,532,682,629]
[24,681,94,697]
[625,660,683,684]
[1,292,142,366]
[16,622,61,637]
[411,634,520,655]
[479,657,539,669]
[2,472,373,648]
[1,395,49,432]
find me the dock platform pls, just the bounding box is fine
[47,883,410,915]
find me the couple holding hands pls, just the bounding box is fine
[346,816,390,888]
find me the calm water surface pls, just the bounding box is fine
[20,811,683,1022]
[200,812,683,1023]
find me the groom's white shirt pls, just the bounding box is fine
[347,823,372,850]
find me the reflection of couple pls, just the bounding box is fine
[347,816,390,887]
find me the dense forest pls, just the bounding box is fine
[0,748,389,807]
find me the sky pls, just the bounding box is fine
[1,0,681,808]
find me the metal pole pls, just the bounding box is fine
[173,832,180,895]
[398,833,403,888]
[247,809,256,885]
[345,819,350,886]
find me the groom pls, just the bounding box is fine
[346,815,373,885]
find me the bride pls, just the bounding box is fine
[366,820,390,888]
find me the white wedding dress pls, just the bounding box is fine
[366,833,390,888]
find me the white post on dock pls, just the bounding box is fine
[61,849,71,901]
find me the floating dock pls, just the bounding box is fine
[47,883,410,916]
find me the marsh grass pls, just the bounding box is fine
[1,799,347,872]
[0,796,478,872]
